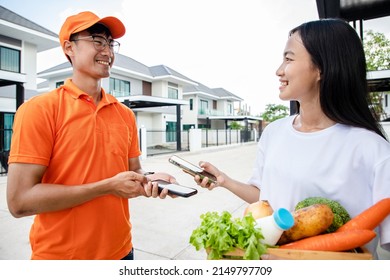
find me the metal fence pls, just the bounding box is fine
[201,129,255,147]
[143,129,257,156]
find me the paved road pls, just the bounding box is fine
[1,142,389,260]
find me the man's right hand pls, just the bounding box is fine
[109,171,148,198]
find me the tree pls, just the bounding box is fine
[363,30,390,120]
[229,121,242,130]
[261,104,289,122]
[364,30,390,71]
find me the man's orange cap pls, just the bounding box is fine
[59,11,126,49]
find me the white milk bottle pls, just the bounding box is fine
[255,208,294,246]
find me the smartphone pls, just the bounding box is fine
[153,179,198,197]
[168,155,217,184]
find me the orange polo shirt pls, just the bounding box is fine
[9,79,141,259]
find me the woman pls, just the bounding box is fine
[195,19,390,259]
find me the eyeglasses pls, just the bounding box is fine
[71,35,120,53]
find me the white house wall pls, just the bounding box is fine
[128,77,143,95]
[218,99,227,115]
[182,94,198,128]
[22,42,37,90]
[0,96,16,113]
[137,111,177,131]
[152,81,165,97]
[136,112,167,148]
[164,113,177,124]
[151,80,184,99]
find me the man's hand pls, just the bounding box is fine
[143,172,177,198]
[109,171,148,198]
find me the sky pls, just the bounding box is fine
[2,0,390,115]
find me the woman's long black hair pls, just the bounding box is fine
[290,19,387,140]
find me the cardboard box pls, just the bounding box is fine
[207,247,372,260]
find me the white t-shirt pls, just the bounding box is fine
[248,115,390,256]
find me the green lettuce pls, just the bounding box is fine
[189,211,267,260]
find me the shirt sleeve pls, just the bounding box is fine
[9,98,55,166]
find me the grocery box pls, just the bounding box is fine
[207,247,372,260]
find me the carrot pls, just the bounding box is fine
[279,230,376,252]
[337,198,390,232]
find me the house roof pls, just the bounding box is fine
[38,61,72,76]
[183,81,216,96]
[0,5,58,52]
[183,82,243,102]
[38,53,196,87]
[212,87,243,101]
[114,54,152,77]
[150,65,196,85]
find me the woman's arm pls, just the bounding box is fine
[195,161,260,204]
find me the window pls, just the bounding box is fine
[142,81,152,96]
[198,124,209,129]
[0,46,20,73]
[213,100,217,110]
[56,81,64,88]
[199,100,208,115]
[183,124,195,130]
[109,78,130,97]
[166,121,176,142]
[168,87,178,99]
[189,99,193,110]
[168,82,178,99]
[0,113,14,151]
[227,102,233,115]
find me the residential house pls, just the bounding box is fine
[182,82,240,129]
[182,82,262,133]
[0,5,58,173]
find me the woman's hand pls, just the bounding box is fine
[194,161,225,190]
